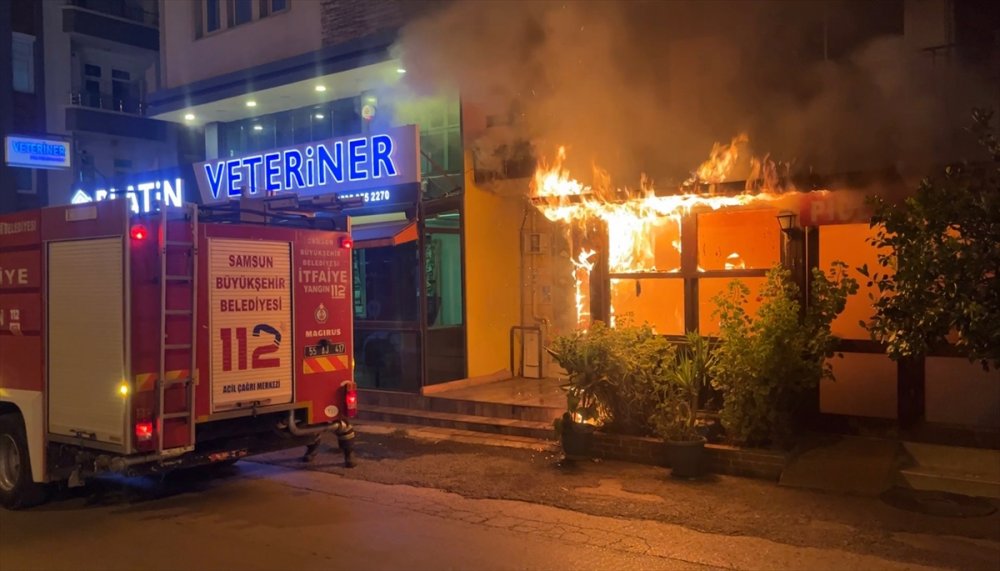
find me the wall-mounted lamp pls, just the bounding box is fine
[776,211,798,234]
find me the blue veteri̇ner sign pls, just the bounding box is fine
[194,125,421,204]
[4,135,72,169]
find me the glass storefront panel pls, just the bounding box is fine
[698,277,767,336]
[395,95,462,198]
[352,242,420,322]
[426,232,463,327]
[818,223,889,340]
[610,278,684,334]
[653,218,682,273]
[697,208,780,271]
[353,329,421,391]
[218,96,359,159]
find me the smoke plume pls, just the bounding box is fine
[393,0,996,186]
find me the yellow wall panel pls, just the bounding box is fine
[463,161,523,378]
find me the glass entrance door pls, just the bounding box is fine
[352,241,422,392]
[423,210,466,384]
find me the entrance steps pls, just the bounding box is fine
[896,442,1000,499]
[356,388,561,441]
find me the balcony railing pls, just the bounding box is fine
[67,0,158,28]
[70,91,146,116]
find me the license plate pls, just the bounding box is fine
[305,342,345,358]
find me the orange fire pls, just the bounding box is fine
[690,133,749,185]
[570,249,596,329]
[530,136,797,330]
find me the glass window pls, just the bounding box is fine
[14,169,34,194]
[205,0,220,32]
[12,33,34,94]
[697,208,780,271]
[819,223,889,340]
[354,330,421,391]
[352,243,420,322]
[608,217,681,274]
[261,0,287,16]
[230,0,253,26]
[698,277,767,336]
[611,278,684,335]
[425,225,463,327]
[310,106,333,140]
[331,98,360,137]
[396,95,462,177]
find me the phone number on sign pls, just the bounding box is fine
[339,190,391,203]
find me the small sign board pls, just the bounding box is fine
[4,135,71,170]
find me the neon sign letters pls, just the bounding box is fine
[194,125,420,204]
[5,135,71,169]
[70,178,184,214]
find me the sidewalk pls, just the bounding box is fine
[254,423,1000,571]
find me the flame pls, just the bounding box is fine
[691,133,749,184]
[530,136,799,329]
[533,147,780,275]
[571,249,597,330]
[724,252,746,270]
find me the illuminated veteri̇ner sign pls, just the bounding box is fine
[70,178,184,214]
[5,135,71,169]
[194,124,420,205]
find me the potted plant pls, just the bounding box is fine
[552,387,597,460]
[650,332,714,478]
[547,323,613,460]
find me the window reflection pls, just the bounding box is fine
[352,242,419,322]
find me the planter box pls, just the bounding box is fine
[590,431,789,481]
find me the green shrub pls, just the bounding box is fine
[710,264,857,447]
[548,319,675,436]
[649,331,716,441]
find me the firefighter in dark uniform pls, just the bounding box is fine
[303,420,356,467]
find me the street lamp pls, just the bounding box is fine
[776,211,798,234]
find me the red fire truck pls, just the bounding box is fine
[0,199,358,509]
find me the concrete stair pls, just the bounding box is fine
[356,389,561,441]
[896,442,1000,499]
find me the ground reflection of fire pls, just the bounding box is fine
[530,138,802,330]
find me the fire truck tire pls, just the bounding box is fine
[0,412,47,510]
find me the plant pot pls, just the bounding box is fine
[561,421,596,459]
[665,436,707,478]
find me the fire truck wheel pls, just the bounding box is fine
[0,413,47,510]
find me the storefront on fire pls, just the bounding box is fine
[517,141,999,431]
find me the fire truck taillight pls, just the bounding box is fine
[339,236,353,250]
[134,421,154,442]
[130,224,149,240]
[345,384,358,418]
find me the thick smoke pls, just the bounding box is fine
[393,1,995,187]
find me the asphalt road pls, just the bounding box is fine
[0,459,976,571]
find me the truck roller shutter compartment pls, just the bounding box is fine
[47,238,127,447]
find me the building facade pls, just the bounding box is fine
[150,0,511,392]
[1,0,197,216]
[124,0,1000,439]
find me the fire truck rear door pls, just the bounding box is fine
[47,238,127,447]
[208,238,294,413]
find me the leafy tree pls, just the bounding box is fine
[862,109,1000,370]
